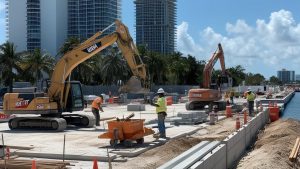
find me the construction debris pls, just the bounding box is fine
[289,137,300,162]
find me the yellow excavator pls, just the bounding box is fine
[2,20,148,131]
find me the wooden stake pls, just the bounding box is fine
[1,133,6,169]
[63,134,66,162]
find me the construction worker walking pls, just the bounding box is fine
[246,88,256,117]
[151,88,167,138]
[91,95,104,126]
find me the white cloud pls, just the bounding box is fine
[176,10,300,77]
[176,22,204,56]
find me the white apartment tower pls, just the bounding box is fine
[5,0,68,56]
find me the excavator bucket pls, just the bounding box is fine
[118,76,150,94]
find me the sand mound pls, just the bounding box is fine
[237,119,300,169]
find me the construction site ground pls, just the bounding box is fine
[237,118,300,169]
[0,96,266,169]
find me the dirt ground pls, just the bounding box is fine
[237,119,300,169]
[112,116,237,169]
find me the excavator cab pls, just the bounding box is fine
[64,81,84,112]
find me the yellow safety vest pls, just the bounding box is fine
[156,97,167,113]
[247,92,256,101]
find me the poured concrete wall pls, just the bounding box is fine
[191,109,269,169]
[182,108,270,169]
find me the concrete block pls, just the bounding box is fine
[244,123,251,148]
[226,127,246,168]
[177,111,208,119]
[127,104,145,111]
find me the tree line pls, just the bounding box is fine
[0,38,282,92]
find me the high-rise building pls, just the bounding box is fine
[277,69,295,83]
[6,0,68,56]
[296,74,300,81]
[5,0,121,56]
[135,0,176,54]
[68,0,121,40]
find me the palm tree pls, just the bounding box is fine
[58,37,80,56]
[227,65,246,86]
[76,54,103,84]
[21,48,55,86]
[0,42,24,92]
[165,52,190,85]
[143,52,167,85]
[101,46,131,85]
[58,36,102,85]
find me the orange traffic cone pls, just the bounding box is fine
[93,158,98,169]
[5,147,10,159]
[226,105,232,118]
[243,111,248,124]
[31,160,36,169]
[236,114,240,130]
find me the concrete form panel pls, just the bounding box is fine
[158,141,210,169]
[191,144,226,169]
[174,141,221,169]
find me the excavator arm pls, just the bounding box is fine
[47,20,147,108]
[202,43,226,88]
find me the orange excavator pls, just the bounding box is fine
[186,43,231,110]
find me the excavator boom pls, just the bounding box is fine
[202,43,225,88]
[186,43,231,110]
[48,20,148,108]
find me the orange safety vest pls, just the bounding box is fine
[91,97,103,109]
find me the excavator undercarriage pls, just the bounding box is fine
[8,113,95,131]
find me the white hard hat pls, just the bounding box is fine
[157,88,165,94]
[247,87,251,91]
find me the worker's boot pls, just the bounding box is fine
[159,133,166,138]
[153,133,160,138]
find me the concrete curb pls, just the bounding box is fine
[15,150,117,162]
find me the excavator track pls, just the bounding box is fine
[62,113,96,127]
[8,117,67,131]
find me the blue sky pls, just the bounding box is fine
[1,0,300,79]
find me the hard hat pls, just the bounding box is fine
[247,87,251,91]
[157,88,165,94]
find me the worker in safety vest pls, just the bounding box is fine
[246,88,256,117]
[151,88,167,138]
[91,95,104,126]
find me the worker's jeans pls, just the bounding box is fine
[248,101,254,116]
[92,108,100,126]
[157,112,167,137]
